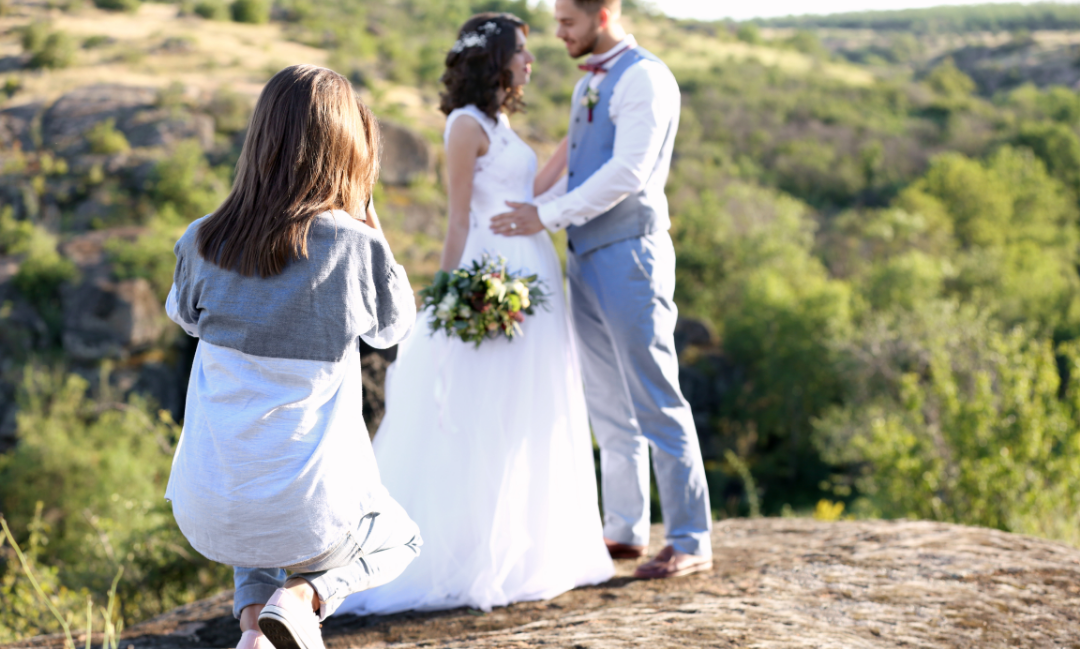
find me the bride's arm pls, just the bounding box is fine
[440,116,489,272]
[533,136,568,197]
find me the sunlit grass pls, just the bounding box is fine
[1,508,124,649]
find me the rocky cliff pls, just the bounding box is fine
[10,519,1077,649]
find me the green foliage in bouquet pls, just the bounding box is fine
[419,254,548,348]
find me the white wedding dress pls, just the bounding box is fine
[337,105,614,615]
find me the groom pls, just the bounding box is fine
[491,0,712,579]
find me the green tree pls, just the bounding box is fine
[671,177,852,503]
[815,303,1080,546]
[926,58,976,98]
[901,147,1080,333]
[1014,120,1080,198]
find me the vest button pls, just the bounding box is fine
[571,143,576,149]
[569,172,574,177]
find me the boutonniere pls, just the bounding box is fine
[581,87,600,123]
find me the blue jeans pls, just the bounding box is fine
[233,498,421,621]
[567,231,712,557]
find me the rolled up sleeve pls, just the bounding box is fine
[360,261,416,349]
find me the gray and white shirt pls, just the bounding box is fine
[164,210,416,569]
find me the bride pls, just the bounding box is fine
[338,13,614,615]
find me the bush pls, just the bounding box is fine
[193,0,229,20]
[1014,120,1080,198]
[11,226,78,336]
[105,220,183,302]
[902,147,1080,333]
[786,30,825,56]
[470,0,552,31]
[670,177,853,507]
[736,23,762,44]
[20,23,75,70]
[772,138,866,207]
[2,77,20,98]
[230,0,269,24]
[862,250,948,312]
[924,57,976,98]
[0,365,230,631]
[815,303,1080,546]
[150,140,230,219]
[206,88,252,134]
[0,504,94,644]
[82,34,114,49]
[85,119,131,155]
[92,0,140,11]
[0,207,34,255]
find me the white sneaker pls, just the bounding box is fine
[236,629,274,649]
[257,588,324,649]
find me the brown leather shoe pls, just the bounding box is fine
[632,545,713,579]
[604,537,647,559]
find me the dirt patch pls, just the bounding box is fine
[11,518,1077,649]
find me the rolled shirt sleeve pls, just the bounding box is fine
[357,216,416,349]
[166,284,200,338]
[166,239,201,338]
[538,61,681,232]
[360,260,416,349]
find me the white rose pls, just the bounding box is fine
[487,276,506,301]
[434,293,457,320]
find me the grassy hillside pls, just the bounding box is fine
[760,2,1080,33]
[5,0,1080,642]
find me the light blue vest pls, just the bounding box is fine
[566,47,675,255]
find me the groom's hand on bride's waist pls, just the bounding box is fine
[491,202,544,237]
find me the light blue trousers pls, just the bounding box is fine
[567,231,712,557]
[233,499,421,621]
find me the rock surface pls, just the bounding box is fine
[41,85,214,155]
[378,120,433,187]
[22,519,1078,649]
[59,228,165,361]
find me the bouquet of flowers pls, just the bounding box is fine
[419,254,548,347]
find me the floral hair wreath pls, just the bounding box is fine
[450,21,503,53]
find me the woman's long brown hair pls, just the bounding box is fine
[197,64,380,277]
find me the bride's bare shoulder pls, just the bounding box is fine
[446,110,491,157]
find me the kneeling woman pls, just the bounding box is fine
[164,65,421,649]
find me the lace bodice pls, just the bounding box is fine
[444,105,538,231]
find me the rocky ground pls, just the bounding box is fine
[13,518,1078,649]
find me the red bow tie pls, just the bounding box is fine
[577,44,632,75]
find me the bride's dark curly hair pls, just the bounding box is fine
[439,12,529,119]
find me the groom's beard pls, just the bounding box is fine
[579,31,601,58]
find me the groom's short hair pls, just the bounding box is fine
[573,0,620,15]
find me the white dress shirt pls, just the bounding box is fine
[164,211,417,568]
[536,35,681,232]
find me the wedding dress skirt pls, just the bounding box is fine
[336,106,613,615]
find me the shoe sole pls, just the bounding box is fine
[634,559,713,580]
[608,549,646,559]
[258,607,318,649]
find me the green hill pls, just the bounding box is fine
[759,2,1080,33]
[5,0,1080,642]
